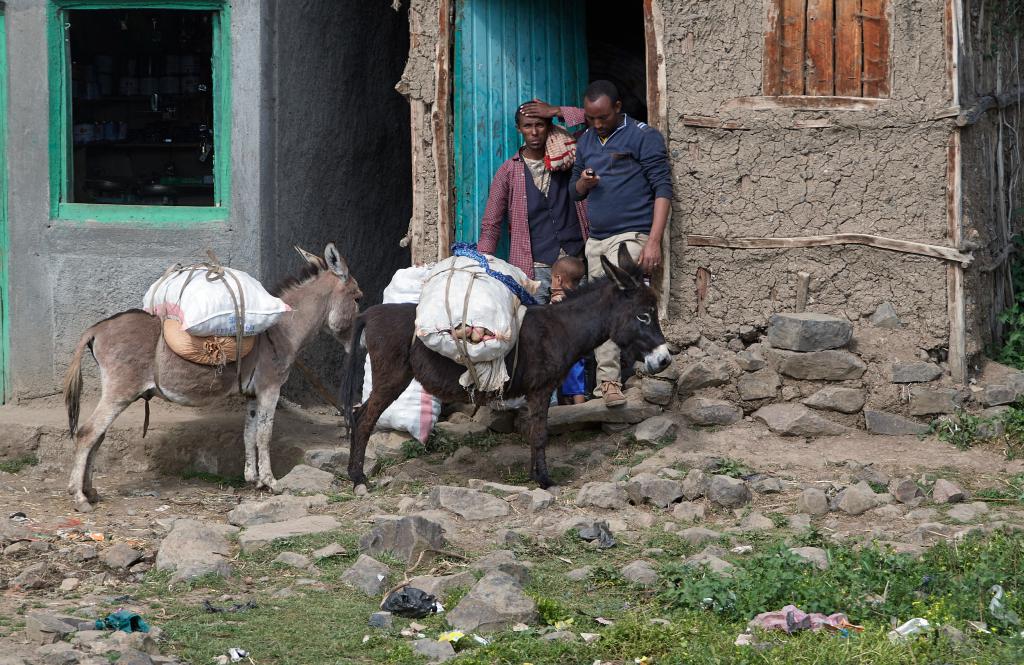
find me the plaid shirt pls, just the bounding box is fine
[478,107,590,278]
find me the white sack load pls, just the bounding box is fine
[144,265,290,337]
[415,254,535,393]
[362,265,440,444]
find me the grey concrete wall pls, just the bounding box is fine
[5,0,268,399]
[265,0,411,401]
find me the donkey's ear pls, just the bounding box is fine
[601,254,638,291]
[324,243,350,282]
[617,243,643,280]
[294,245,323,267]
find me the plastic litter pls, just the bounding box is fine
[887,618,931,643]
[381,587,439,619]
[577,521,616,549]
[95,610,150,633]
[438,630,464,643]
[8,512,28,522]
[203,599,258,614]
[227,647,249,662]
[749,605,861,634]
[988,584,1022,626]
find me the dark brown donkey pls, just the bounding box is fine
[344,244,671,490]
[63,244,362,512]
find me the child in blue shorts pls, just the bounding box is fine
[550,256,587,405]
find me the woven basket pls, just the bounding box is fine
[162,318,255,366]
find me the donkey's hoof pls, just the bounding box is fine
[354,483,369,497]
[73,499,95,513]
[534,475,553,490]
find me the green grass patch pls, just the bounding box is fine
[0,454,38,474]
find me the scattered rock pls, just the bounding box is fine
[368,611,393,629]
[872,504,904,519]
[707,475,752,508]
[891,362,943,383]
[641,377,675,406]
[542,630,578,642]
[682,469,710,500]
[788,514,811,530]
[978,384,1017,407]
[303,446,349,474]
[446,571,538,633]
[471,550,532,587]
[676,358,733,394]
[932,479,966,504]
[767,313,852,352]
[771,349,866,381]
[411,639,456,663]
[626,473,683,508]
[435,420,489,438]
[406,571,476,601]
[837,482,878,516]
[909,388,962,415]
[753,403,850,436]
[227,495,328,527]
[367,431,410,461]
[11,562,55,590]
[274,552,312,569]
[59,578,80,592]
[789,546,829,570]
[70,544,98,562]
[512,489,555,513]
[237,516,341,552]
[683,546,733,573]
[679,397,742,426]
[576,482,629,510]
[565,566,592,582]
[115,650,154,665]
[467,480,529,496]
[620,560,658,586]
[738,512,774,531]
[797,488,828,516]
[736,348,766,371]
[913,522,957,544]
[25,614,77,645]
[865,410,928,436]
[947,502,989,523]
[429,486,509,520]
[737,369,781,401]
[869,302,901,329]
[677,527,723,547]
[672,501,705,522]
[312,543,347,560]
[802,387,865,414]
[340,554,390,596]
[890,478,925,504]
[751,477,784,494]
[634,416,679,444]
[359,515,445,565]
[473,406,517,433]
[100,543,143,571]
[156,520,238,583]
[276,465,338,494]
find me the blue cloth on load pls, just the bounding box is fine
[451,243,537,306]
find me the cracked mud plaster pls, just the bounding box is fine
[668,246,948,350]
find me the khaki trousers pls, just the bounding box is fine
[585,231,648,387]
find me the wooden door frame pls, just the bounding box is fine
[643,0,670,318]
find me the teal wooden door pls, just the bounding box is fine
[453,0,588,250]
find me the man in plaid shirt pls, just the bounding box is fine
[477,101,590,303]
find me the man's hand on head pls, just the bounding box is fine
[519,99,560,120]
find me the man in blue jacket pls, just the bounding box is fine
[570,80,672,407]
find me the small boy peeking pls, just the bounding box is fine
[550,256,587,405]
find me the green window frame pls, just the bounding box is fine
[47,0,231,225]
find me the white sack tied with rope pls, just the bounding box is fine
[361,265,440,443]
[143,265,290,337]
[414,254,537,393]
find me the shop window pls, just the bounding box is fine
[763,0,891,98]
[49,2,229,222]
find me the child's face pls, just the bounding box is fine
[552,271,580,291]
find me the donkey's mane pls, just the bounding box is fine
[272,262,324,296]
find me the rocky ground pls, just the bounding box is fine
[2,412,1024,664]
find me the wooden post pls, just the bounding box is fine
[780,0,807,95]
[945,0,966,384]
[795,271,810,311]
[762,0,783,95]
[861,0,891,98]
[805,0,834,95]
[644,0,671,320]
[432,0,453,261]
[834,0,862,96]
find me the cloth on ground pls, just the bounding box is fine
[749,605,859,634]
[95,610,150,633]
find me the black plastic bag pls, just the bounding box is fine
[381,587,438,618]
[578,520,616,549]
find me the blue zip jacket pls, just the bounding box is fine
[570,115,673,240]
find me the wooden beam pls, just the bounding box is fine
[861,0,891,97]
[762,0,784,96]
[432,0,453,261]
[834,0,862,96]
[805,0,834,95]
[644,0,671,320]
[724,95,885,111]
[685,233,973,265]
[946,132,967,383]
[780,0,807,95]
[956,84,1024,126]
[681,115,748,130]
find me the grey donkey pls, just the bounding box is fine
[63,243,362,512]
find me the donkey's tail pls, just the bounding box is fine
[63,328,95,437]
[340,314,368,431]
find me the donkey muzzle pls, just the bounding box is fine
[643,344,672,374]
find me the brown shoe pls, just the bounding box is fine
[601,381,626,408]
